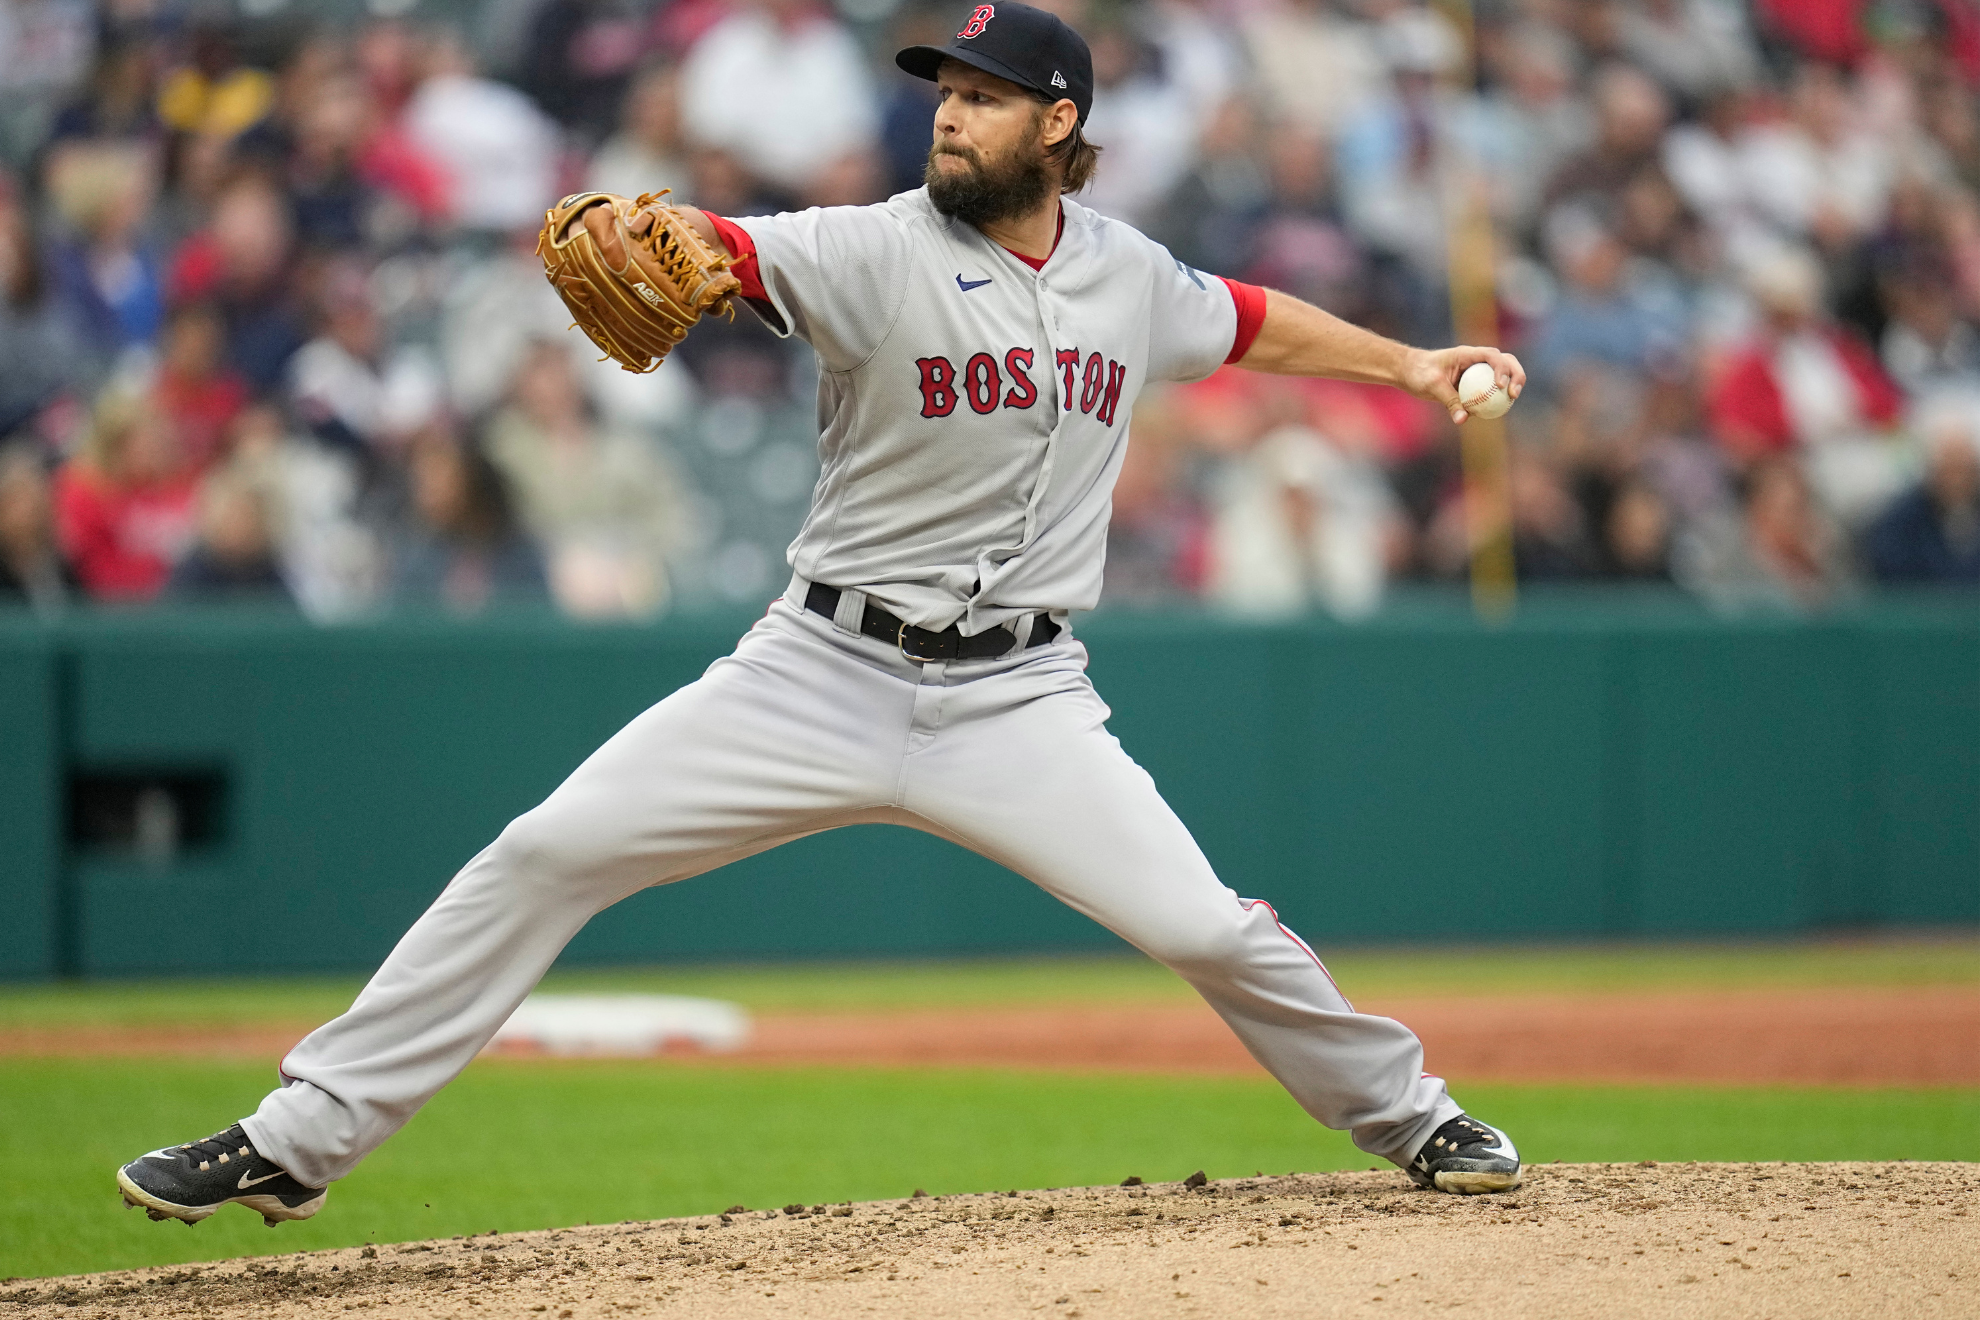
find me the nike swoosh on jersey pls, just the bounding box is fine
[238,1169,286,1190]
[955,274,992,292]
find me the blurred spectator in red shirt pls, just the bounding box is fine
[1708,247,1906,522]
[53,390,198,600]
[1754,0,1870,69]
[152,302,246,473]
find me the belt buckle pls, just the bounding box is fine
[897,621,935,664]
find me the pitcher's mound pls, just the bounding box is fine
[7,1162,1974,1318]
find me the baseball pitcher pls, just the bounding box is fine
[117,2,1526,1230]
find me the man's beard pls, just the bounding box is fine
[924,120,1053,228]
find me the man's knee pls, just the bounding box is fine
[1141,906,1253,972]
[487,806,599,885]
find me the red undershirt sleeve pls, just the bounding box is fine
[705,213,768,303]
[1221,277,1268,365]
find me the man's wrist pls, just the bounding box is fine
[1389,344,1427,393]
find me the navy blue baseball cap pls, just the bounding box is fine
[896,2,1094,126]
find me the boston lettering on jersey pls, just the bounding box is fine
[917,347,1123,425]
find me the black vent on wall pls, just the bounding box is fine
[68,770,228,861]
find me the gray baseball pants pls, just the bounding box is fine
[243,587,1461,1189]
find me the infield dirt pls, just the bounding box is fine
[8,985,1978,1085]
[8,1162,1972,1319]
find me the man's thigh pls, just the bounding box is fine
[897,665,1236,950]
[499,612,914,898]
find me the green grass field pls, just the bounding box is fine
[4,937,1976,1282]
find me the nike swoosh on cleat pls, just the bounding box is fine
[955,274,992,292]
[238,1170,286,1190]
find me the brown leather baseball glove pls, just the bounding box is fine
[536,190,741,374]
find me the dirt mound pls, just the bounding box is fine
[8,1163,1973,1318]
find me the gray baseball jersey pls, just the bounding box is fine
[721,189,1258,634]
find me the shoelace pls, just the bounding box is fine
[177,1126,256,1171]
[1422,1118,1498,1160]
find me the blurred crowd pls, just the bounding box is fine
[1,0,1977,622]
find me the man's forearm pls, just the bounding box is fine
[1233,287,1526,424]
[1235,288,1414,385]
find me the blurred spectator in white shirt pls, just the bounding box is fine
[1664,88,1773,271]
[588,63,692,201]
[1140,0,1242,126]
[1180,372,1401,619]
[1615,0,1759,106]
[677,0,878,199]
[1335,9,1467,334]
[289,261,443,461]
[222,402,383,621]
[485,340,692,620]
[403,30,560,234]
[1737,63,1893,252]
[1206,418,1399,618]
[1241,0,1385,142]
[1471,24,1591,235]
[1080,22,1199,227]
[1880,258,1980,404]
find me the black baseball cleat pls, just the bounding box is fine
[1406,1114,1522,1195]
[117,1123,327,1227]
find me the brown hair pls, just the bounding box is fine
[1027,92,1101,193]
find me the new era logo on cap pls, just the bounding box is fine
[958,4,994,38]
[1051,70,1066,88]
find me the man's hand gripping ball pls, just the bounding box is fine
[537,191,741,374]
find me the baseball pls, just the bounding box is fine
[1458,361,1514,420]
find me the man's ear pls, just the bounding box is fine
[1040,97,1078,149]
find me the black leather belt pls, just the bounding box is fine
[803,581,1060,662]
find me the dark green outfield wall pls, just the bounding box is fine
[2,596,1975,979]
